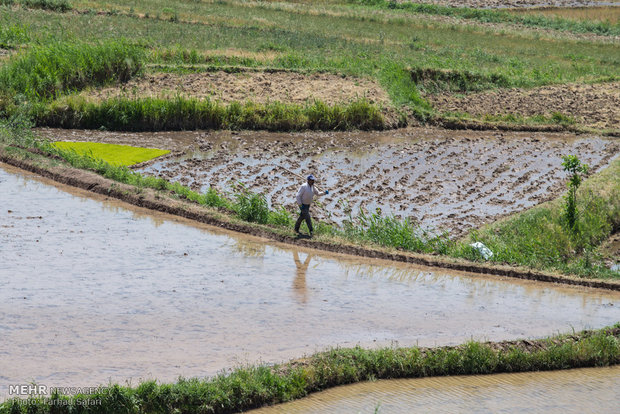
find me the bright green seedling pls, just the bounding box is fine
[561,154,589,233]
[52,142,169,166]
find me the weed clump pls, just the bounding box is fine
[343,208,452,254]
[234,185,270,224]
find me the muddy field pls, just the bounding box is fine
[398,0,620,9]
[427,82,620,130]
[84,71,392,108]
[38,127,619,237]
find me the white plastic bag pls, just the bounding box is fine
[470,242,493,260]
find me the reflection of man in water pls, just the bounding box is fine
[293,251,312,303]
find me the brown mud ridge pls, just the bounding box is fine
[2,151,619,291]
[427,82,620,131]
[398,0,620,9]
[38,127,619,237]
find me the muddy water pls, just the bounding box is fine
[1,163,619,398]
[36,127,620,237]
[250,366,620,414]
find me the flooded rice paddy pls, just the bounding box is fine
[250,366,620,414]
[1,163,619,398]
[37,127,619,237]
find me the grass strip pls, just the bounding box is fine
[52,142,169,166]
[347,0,620,36]
[32,95,386,131]
[1,325,618,413]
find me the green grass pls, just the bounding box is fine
[1,325,618,414]
[0,22,29,49]
[341,207,453,255]
[20,0,72,12]
[0,39,143,100]
[52,141,169,166]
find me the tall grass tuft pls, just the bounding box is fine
[233,185,270,224]
[343,208,453,254]
[0,40,143,100]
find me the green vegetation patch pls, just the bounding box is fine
[36,96,386,131]
[52,141,169,166]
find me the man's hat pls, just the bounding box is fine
[307,174,316,181]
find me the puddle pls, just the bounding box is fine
[1,163,619,398]
[249,366,620,414]
[36,127,619,237]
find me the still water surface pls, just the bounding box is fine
[250,366,620,414]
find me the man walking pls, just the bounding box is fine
[295,174,328,237]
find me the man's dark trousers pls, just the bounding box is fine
[295,204,312,233]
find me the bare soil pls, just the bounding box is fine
[85,70,392,108]
[38,127,620,238]
[427,82,620,130]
